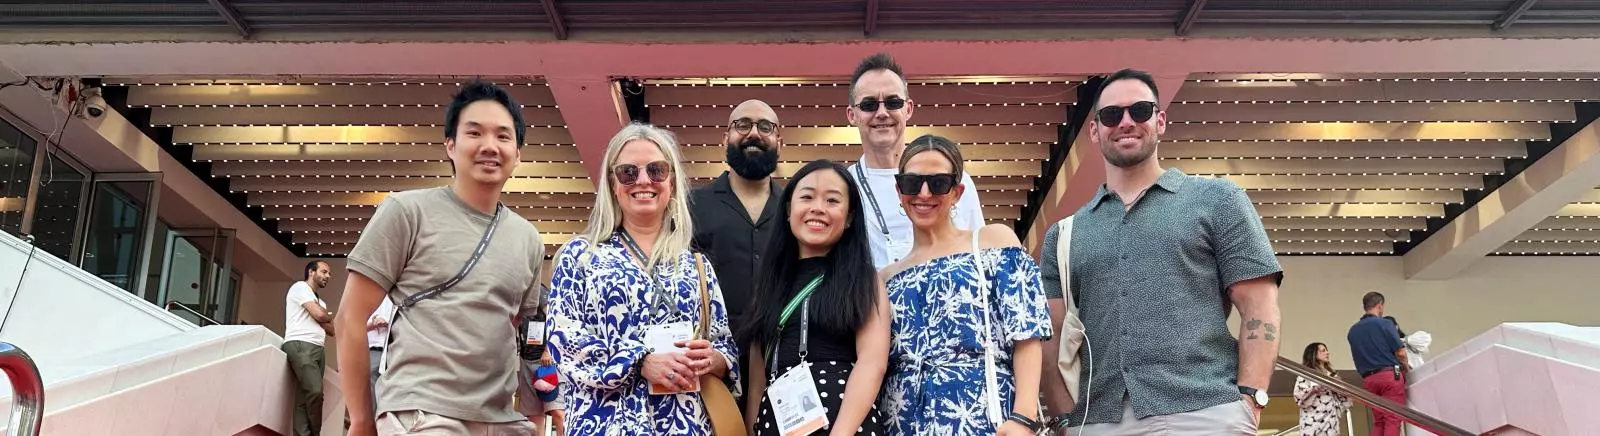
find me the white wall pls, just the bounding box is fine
[0,230,193,369]
[1269,256,1600,370]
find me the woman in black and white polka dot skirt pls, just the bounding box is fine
[736,160,890,435]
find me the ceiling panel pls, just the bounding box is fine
[1167,74,1599,254]
[191,144,583,162]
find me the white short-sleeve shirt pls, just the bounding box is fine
[283,281,328,346]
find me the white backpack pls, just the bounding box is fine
[1054,216,1088,403]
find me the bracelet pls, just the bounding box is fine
[1049,413,1073,431]
[1006,411,1041,432]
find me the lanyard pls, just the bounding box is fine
[769,275,824,364]
[853,164,895,245]
[777,275,825,328]
[617,230,672,321]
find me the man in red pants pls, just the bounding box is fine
[1347,291,1410,436]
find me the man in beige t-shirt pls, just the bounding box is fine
[335,80,545,436]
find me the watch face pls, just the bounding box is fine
[1254,390,1270,406]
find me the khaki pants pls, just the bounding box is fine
[1072,395,1257,435]
[378,410,535,436]
[282,340,325,436]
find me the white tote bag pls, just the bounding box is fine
[1054,216,1088,403]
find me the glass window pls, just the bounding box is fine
[81,180,155,292]
[0,118,37,236]
[29,155,88,260]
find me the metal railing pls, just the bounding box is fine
[0,342,43,436]
[165,300,221,327]
[1275,357,1472,435]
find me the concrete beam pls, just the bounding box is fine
[10,38,1600,79]
[544,76,628,183]
[1404,118,1600,280]
[0,60,302,282]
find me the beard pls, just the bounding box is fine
[1100,135,1158,168]
[725,136,779,180]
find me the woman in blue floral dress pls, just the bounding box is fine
[877,134,1053,435]
[547,123,741,435]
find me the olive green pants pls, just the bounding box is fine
[283,340,325,436]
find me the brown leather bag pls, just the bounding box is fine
[693,254,747,436]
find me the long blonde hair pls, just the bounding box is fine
[571,123,696,272]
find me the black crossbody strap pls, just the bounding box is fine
[397,203,503,310]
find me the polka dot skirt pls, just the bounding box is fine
[755,360,885,436]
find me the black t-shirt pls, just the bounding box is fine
[766,257,858,371]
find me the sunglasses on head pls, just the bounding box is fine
[854,97,907,113]
[1096,101,1159,126]
[612,161,672,185]
[894,173,959,196]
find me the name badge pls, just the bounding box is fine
[768,361,829,436]
[644,321,699,395]
[526,321,545,346]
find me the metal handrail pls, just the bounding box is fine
[0,342,43,436]
[1275,357,1472,435]
[1272,423,1301,436]
[164,300,221,326]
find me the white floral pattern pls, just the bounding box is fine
[547,235,742,436]
[880,246,1052,435]
[1293,374,1351,436]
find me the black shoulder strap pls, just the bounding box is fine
[397,203,503,310]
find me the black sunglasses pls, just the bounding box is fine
[612,161,672,185]
[1096,101,1158,126]
[894,173,959,196]
[854,97,907,113]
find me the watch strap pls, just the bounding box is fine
[1006,411,1042,432]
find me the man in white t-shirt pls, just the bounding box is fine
[844,52,985,268]
[364,297,395,414]
[283,260,334,436]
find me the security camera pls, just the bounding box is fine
[77,86,105,119]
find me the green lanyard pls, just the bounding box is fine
[777,275,825,329]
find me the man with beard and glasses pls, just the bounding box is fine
[1044,69,1282,435]
[845,52,984,269]
[689,99,784,399]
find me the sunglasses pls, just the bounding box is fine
[612,161,672,185]
[1096,101,1158,126]
[894,173,960,196]
[854,97,907,113]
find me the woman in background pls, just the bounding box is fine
[1294,342,1352,436]
[738,159,890,435]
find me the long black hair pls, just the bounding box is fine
[736,159,878,349]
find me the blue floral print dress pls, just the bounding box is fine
[879,246,1052,435]
[546,234,742,436]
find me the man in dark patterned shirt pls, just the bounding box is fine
[1042,69,1283,435]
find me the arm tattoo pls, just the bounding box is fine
[1244,318,1277,342]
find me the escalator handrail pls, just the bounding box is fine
[164,300,221,327]
[1275,356,1472,435]
[0,342,43,436]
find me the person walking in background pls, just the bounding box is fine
[1348,291,1408,436]
[1388,316,1432,436]
[284,260,334,436]
[363,296,394,415]
[738,159,891,435]
[1294,342,1352,436]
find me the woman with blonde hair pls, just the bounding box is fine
[546,123,741,435]
[877,134,1052,435]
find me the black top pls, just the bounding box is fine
[689,171,781,330]
[767,256,858,372]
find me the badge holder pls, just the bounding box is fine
[767,299,829,436]
[646,321,700,395]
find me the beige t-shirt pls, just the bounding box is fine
[346,186,545,423]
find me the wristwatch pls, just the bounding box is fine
[1239,385,1269,408]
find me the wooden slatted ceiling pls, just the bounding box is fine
[109,78,581,257]
[1172,73,1600,254]
[644,77,1082,233]
[1495,189,1600,255]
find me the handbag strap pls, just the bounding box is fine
[970,229,1004,424]
[1056,216,1077,316]
[396,203,503,311]
[694,253,711,340]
